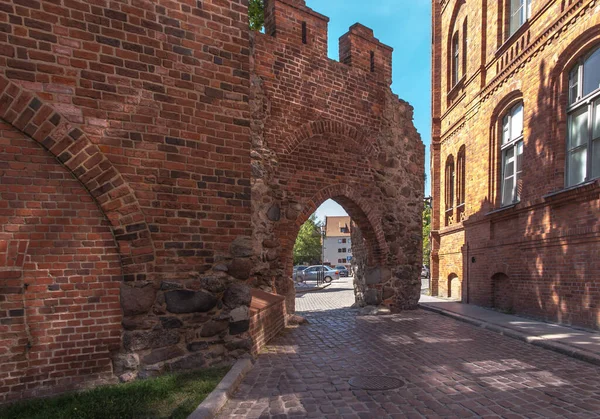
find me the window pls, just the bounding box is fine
[445,156,455,226]
[566,46,600,186]
[341,238,347,244]
[501,103,524,206]
[456,146,466,221]
[509,0,531,37]
[338,239,342,243]
[452,32,460,86]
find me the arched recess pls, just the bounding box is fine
[492,272,513,312]
[281,120,377,156]
[0,76,154,272]
[448,273,461,300]
[279,183,387,277]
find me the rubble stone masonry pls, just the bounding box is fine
[0,0,423,402]
[431,0,600,328]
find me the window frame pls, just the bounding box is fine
[452,31,460,87]
[500,103,524,206]
[566,46,600,187]
[444,156,455,226]
[508,0,532,39]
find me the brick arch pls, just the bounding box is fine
[281,120,377,156]
[0,76,154,270]
[291,184,388,265]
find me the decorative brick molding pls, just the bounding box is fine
[0,76,154,272]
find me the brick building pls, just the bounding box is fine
[431,0,600,328]
[0,0,423,402]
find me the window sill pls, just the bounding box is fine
[495,20,531,57]
[543,179,599,202]
[485,203,517,216]
[447,76,466,98]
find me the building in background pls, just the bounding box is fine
[323,216,352,266]
[431,0,599,328]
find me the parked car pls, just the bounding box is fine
[421,265,430,279]
[293,265,308,281]
[297,265,340,283]
[335,265,349,277]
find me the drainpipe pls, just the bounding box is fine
[465,241,470,304]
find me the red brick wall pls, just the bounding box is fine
[431,0,600,329]
[0,123,122,402]
[0,0,254,401]
[248,289,285,355]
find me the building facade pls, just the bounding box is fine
[323,216,352,266]
[431,0,600,329]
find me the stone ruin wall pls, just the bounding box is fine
[249,0,425,313]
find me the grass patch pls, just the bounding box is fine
[0,366,230,419]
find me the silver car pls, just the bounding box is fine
[297,265,340,283]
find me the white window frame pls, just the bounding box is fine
[509,0,532,38]
[566,47,600,187]
[500,103,524,206]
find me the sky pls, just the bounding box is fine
[305,0,432,223]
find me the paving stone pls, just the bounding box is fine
[217,277,600,418]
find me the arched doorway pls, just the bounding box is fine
[448,273,462,301]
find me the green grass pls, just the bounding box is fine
[0,366,230,419]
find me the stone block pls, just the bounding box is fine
[165,290,217,314]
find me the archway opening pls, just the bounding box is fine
[275,187,387,314]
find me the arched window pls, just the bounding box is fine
[509,0,532,38]
[452,32,460,87]
[445,156,455,226]
[456,146,466,221]
[500,103,524,206]
[566,46,600,187]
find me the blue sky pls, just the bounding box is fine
[305,0,432,222]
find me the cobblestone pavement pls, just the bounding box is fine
[295,276,356,313]
[219,285,600,418]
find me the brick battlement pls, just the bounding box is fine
[262,0,393,86]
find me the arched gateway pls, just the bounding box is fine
[0,0,423,401]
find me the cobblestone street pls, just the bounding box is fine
[219,279,600,418]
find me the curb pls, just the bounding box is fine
[295,282,332,294]
[419,303,600,368]
[187,358,254,419]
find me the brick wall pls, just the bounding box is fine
[431,0,600,329]
[0,0,254,401]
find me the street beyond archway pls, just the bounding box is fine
[218,280,600,418]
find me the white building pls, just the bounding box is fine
[323,216,352,267]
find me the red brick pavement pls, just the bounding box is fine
[218,309,600,418]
